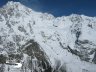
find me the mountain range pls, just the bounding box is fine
[0,1,96,72]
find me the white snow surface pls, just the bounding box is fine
[0,1,96,72]
[13,63,22,68]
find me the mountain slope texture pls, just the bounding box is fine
[0,1,96,72]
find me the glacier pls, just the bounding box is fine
[0,1,96,72]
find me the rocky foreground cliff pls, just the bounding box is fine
[0,1,96,72]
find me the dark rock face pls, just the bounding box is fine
[92,52,96,64]
[21,40,67,72]
[21,40,53,72]
[0,54,7,64]
[0,64,5,72]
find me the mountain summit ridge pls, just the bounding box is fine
[0,1,96,72]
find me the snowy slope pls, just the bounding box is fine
[0,1,96,72]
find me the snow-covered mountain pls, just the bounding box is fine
[0,1,96,72]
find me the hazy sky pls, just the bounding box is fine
[0,0,96,17]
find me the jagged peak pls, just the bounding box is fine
[1,1,24,12]
[1,1,33,13]
[6,1,22,7]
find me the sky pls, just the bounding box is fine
[0,0,96,17]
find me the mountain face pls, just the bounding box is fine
[0,1,96,72]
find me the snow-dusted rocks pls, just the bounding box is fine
[0,1,96,72]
